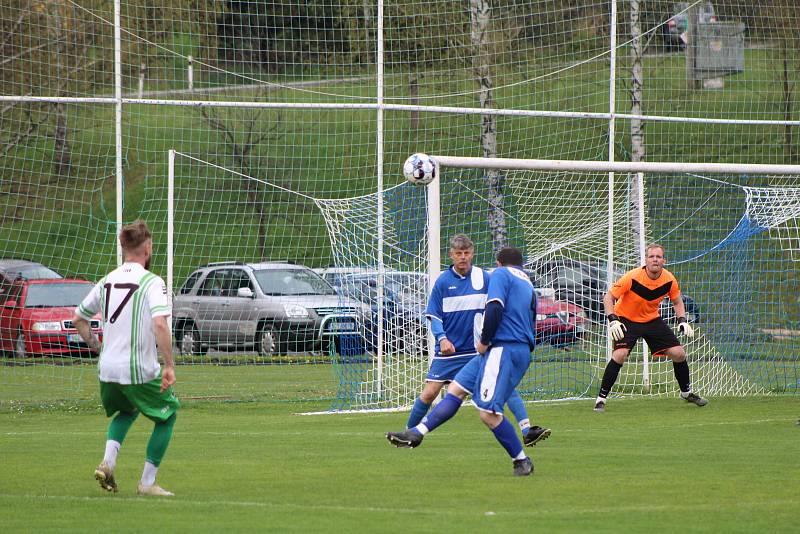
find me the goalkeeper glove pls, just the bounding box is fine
[607,314,626,341]
[677,317,694,337]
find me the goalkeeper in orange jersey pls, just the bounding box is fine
[594,243,708,412]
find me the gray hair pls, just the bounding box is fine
[449,234,474,250]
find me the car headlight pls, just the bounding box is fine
[575,310,587,319]
[283,304,309,318]
[536,314,547,321]
[32,321,62,332]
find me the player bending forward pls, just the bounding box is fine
[406,234,549,447]
[387,247,541,477]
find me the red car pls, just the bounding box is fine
[534,287,586,348]
[0,278,102,358]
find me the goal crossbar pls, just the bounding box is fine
[431,156,800,175]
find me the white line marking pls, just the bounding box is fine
[0,493,795,517]
[1,417,794,437]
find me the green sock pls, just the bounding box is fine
[146,413,176,467]
[107,411,138,443]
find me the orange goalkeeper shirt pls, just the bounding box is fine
[610,266,680,323]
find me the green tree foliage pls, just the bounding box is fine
[0,0,111,175]
[214,0,349,72]
[120,1,218,79]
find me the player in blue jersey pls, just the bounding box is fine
[405,234,549,447]
[388,246,542,476]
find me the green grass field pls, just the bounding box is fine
[1,364,798,533]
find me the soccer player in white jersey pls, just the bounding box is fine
[405,234,549,447]
[73,220,179,497]
[388,247,541,476]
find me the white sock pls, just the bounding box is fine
[141,461,158,486]
[103,440,121,470]
[595,396,606,404]
[680,391,691,398]
[414,423,430,436]
[514,451,527,461]
[517,418,531,432]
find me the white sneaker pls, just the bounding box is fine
[137,483,174,497]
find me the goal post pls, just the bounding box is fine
[156,152,800,410]
[314,154,800,410]
[430,156,800,176]
[409,155,800,402]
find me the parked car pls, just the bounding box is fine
[534,286,587,348]
[315,266,377,289]
[333,271,429,354]
[0,259,63,301]
[329,268,586,351]
[485,268,587,348]
[0,278,102,358]
[526,258,700,324]
[172,261,367,356]
[665,2,717,48]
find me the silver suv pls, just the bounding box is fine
[172,261,364,356]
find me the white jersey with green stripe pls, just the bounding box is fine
[76,262,170,385]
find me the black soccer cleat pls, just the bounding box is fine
[683,392,708,407]
[593,400,606,413]
[523,426,551,447]
[513,457,533,477]
[386,429,424,448]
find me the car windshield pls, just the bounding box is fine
[385,274,426,304]
[345,273,426,304]
[253,269,336,296]
[4,265,62,280]
[24,283,92,308]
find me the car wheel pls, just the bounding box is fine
[179,325,207,356]
[256,325,276,356]
[14,330,27,358]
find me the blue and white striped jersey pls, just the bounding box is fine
[425,265,489,358]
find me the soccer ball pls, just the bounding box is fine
[403,153,437,186]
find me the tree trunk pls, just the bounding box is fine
[50,4,71,177]
[630,0,644,251]
[685,3,699,90]
[52,103,71,177]
[409,73,419,130]
[237,156,268,260]
[782,45,796,163]
[470,0,506,255]
[362,0,372,63]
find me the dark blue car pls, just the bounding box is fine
[322,270,428,355]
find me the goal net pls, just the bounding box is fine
[3,0,800,410]
[318,158,800,410]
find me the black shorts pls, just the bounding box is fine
[613,317,681,356]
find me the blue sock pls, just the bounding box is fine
[505,391,530,436]
[406,398,431,428]
[418,393,462,433]
[491,417,524,459]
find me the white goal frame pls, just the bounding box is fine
[424,155,800,389]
